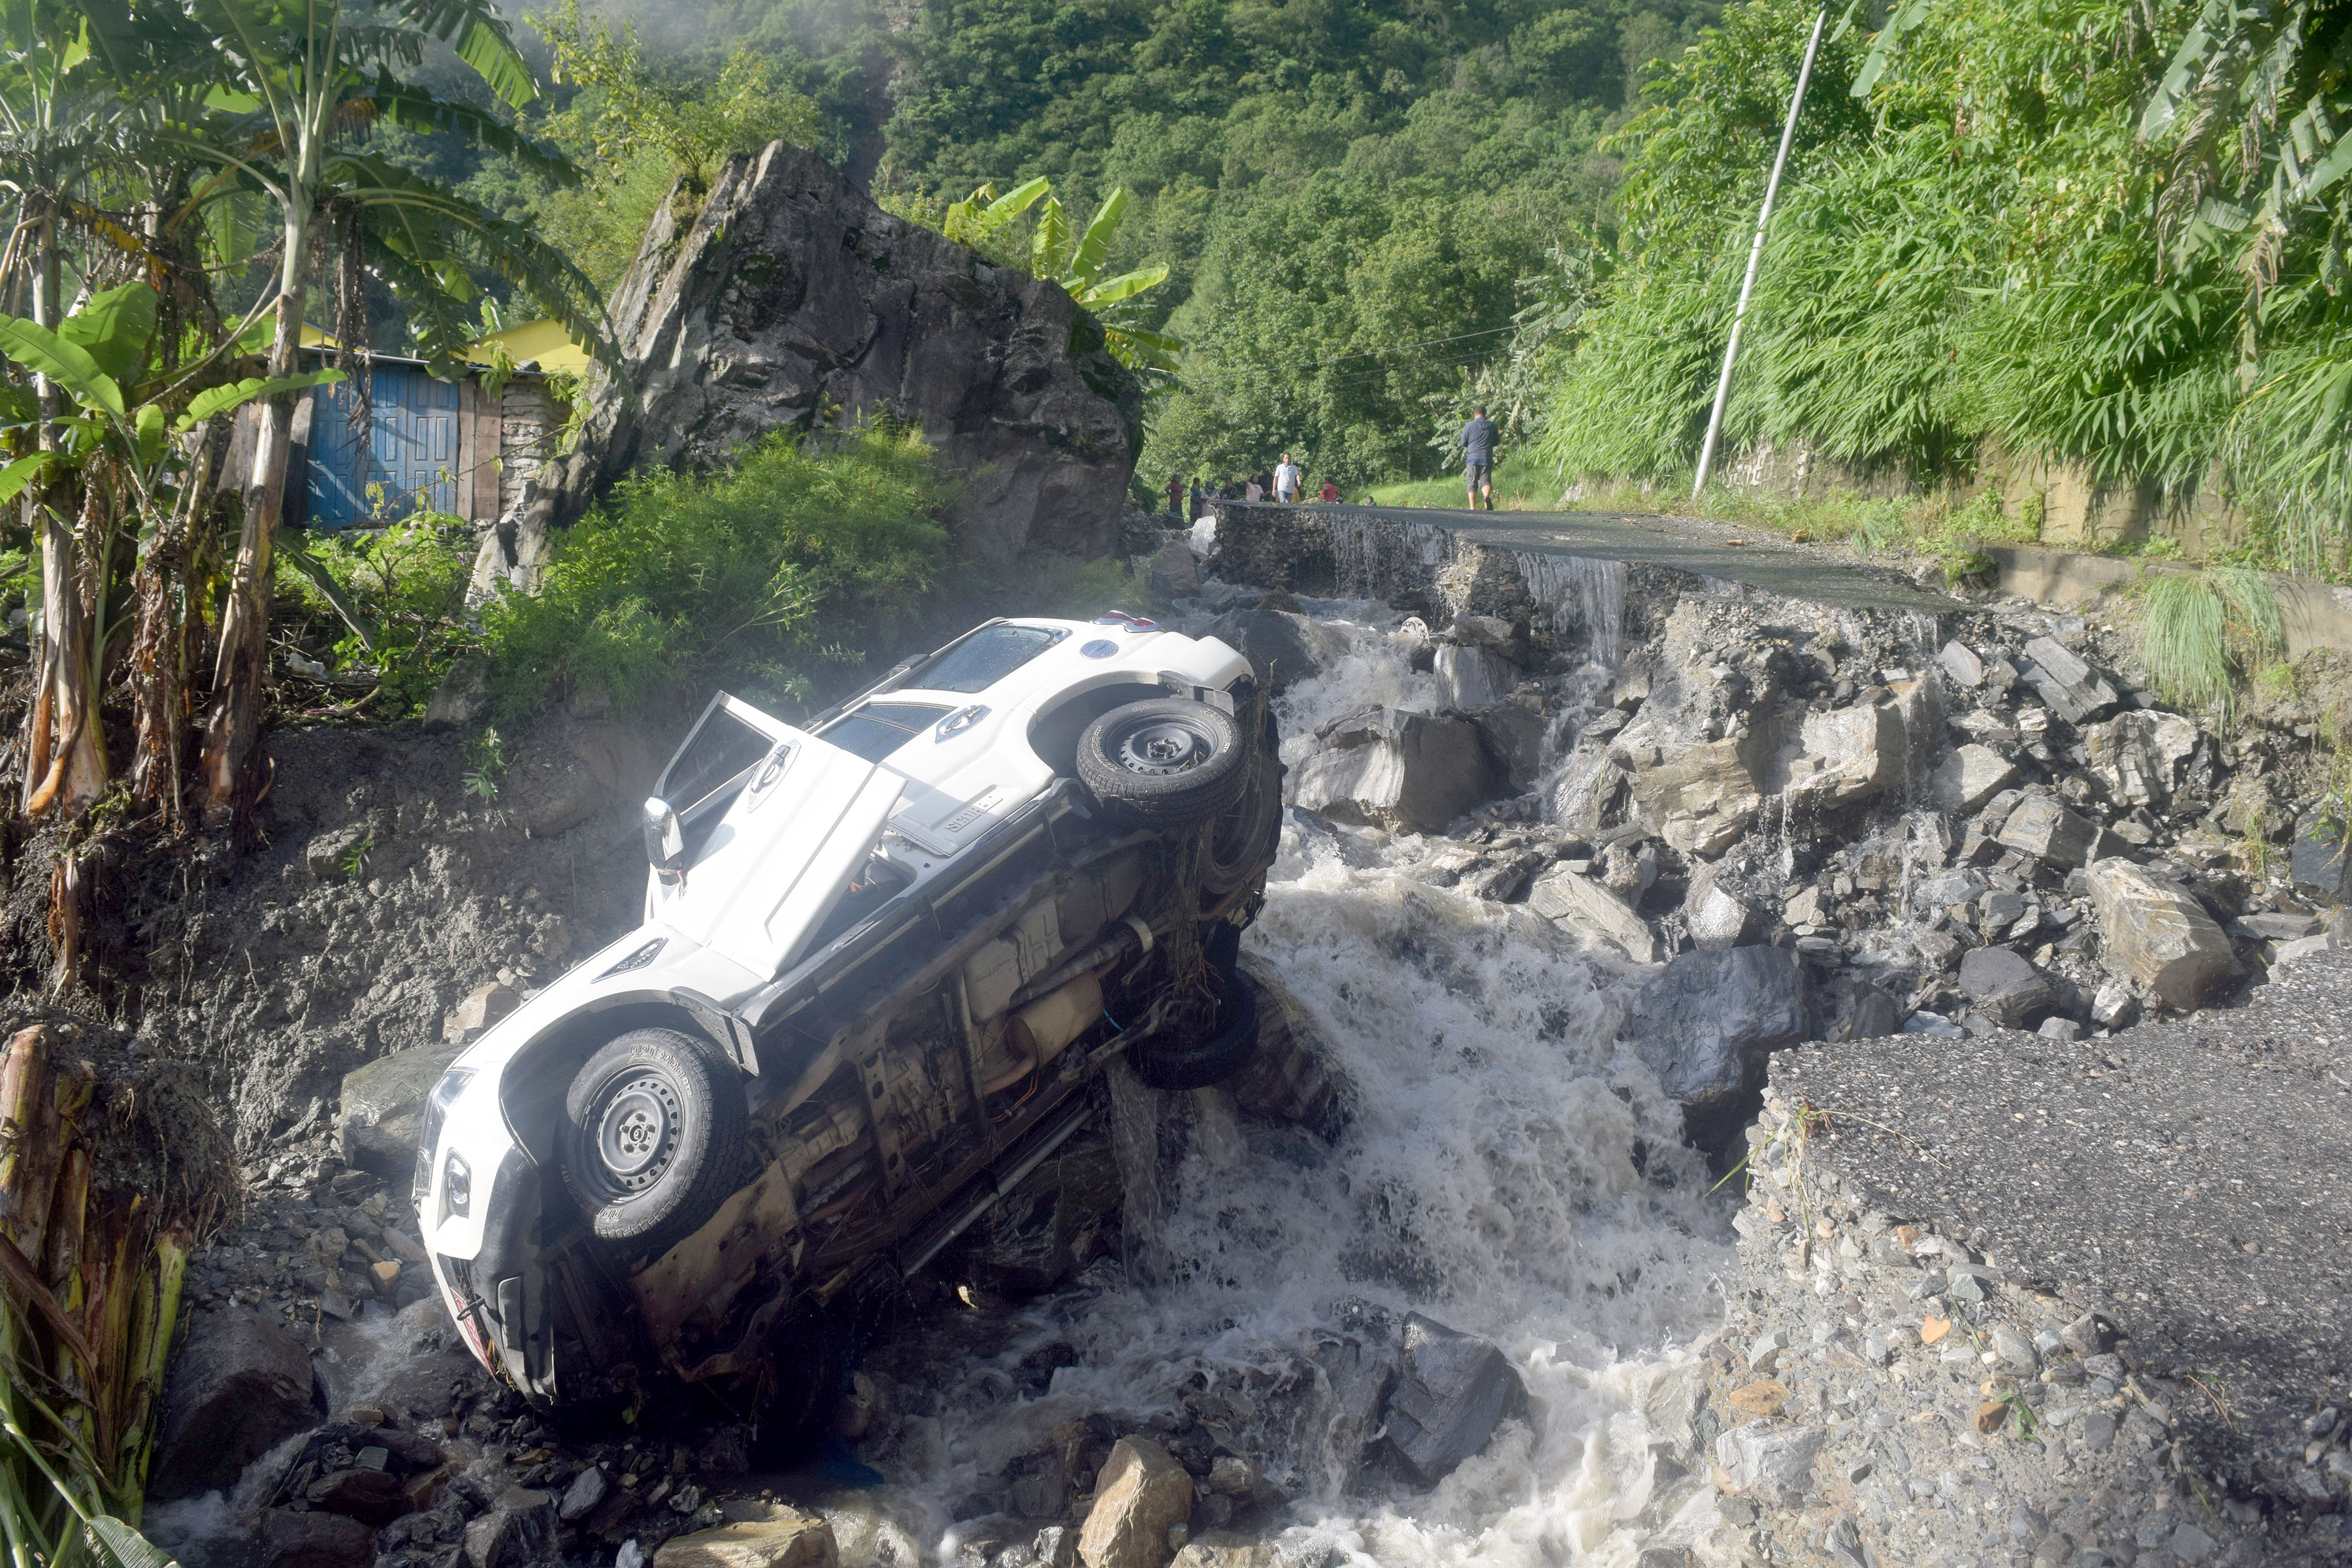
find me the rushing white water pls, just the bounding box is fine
[839,604,1735,1567]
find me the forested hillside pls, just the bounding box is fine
[402,0,1718,487]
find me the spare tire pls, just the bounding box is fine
[1076,697,1248,824]
[560,1028,747,1252]
[1131,968,1261,1090]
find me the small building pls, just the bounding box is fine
[270,321,585,530]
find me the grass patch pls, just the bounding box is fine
[1362,455,1560,511]
[2135,566,2285,720]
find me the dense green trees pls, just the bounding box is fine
[1539,0,2352,564]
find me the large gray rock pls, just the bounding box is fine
[1466,702,1547,793]
[1291,707,1499,833]
[2085,860,2238,1010]
[1383,1314,1526,1486]
[1525,866,1658,963]
[1957,946,2054,1027]
[2082,711,2198,807]
[1995,795,2100,867]
[2019,636,2121,724]
[1929,743,2017,812]
[152,1303,318,1499]
[542,142,1141,575]
[1209,608,1351,694]
[1714,1421,1825,1507]
[259,1508,376,1568]
[338,1042,465,1179]
[1626,947,1808,1132]
[1435,643,1518,710]
[465,1485,557,1568]
[1782,681,1933,805]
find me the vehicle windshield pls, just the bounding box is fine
[657,702,777,818]
[818,702,952,762]
[914,624,1061,693]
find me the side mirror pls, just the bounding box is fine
[644,797,687,887]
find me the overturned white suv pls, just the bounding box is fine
[415,614,1282,1433]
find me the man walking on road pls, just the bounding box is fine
[1460,407,1499,510]
[1274,451,1302,503]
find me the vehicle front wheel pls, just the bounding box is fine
[1075,697,1248,824]
[560,1028,747,1253]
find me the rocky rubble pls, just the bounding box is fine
[1179,514,2352,1145]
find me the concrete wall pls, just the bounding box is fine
[1983,542,2352,659]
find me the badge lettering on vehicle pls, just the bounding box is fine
[942,789,1000,832]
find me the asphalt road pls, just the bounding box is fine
[1771,949,2352,1477]
[1277,500,1968,615]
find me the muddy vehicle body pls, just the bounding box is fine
[416,615,1282,1426]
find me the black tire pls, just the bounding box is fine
[1076,698,1248,824]
[1132,968,1262,1090]
[1201,739,1284,898]
[560,1028,747,1253]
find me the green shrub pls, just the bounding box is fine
[278,515,476,721]
[480,429,955,723]
[2137,567,2285,719]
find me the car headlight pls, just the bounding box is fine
[414,1065,476,1205]
[442,1153,472,1220]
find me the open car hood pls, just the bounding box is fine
[655,724,905,977]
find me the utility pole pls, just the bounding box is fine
[1691,1,1830,499]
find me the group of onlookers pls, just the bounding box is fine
[1164,451,1342,521]
[1158,407,1504,521]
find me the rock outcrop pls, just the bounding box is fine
[535,140,1143,580]
[152,1303,319,1499]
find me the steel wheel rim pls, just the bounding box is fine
[1114,717,1211,776]
[591,1070,683,1195]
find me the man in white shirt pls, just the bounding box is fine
[1273,451,1302,502]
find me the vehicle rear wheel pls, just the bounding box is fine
[560,1028,747,1253]
[1075,698,1247,824]
[1131,966,1261,1090]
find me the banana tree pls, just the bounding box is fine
[0,0,137,816]
[0,280,336,815]
[942,178,1180,375]
[169,0,598,827]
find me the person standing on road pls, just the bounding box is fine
[1244,474,1263,502]
[1189,478,1205,519]
[1167,474,1185,520]
[1460,406,1499,511]
[1318,476,1339,502]
[1274,451,1302,502]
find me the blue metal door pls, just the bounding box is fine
[303,363,461,528]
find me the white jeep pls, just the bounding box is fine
[415,614,1282,1433]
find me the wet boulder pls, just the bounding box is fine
[1627,947,1808,1140]
[463,1484,556,1568]
[1435,643,1518,710]
[259,1508,376,1568]
[1209,608,1347,693]
[1147,536,1200,598]
[1383,1313,1526,1487]
[338,1041,465,1179]
[1078,1437,1194,1568]
[151,1303,318,1500]
[1292,707,1500,834]
[1782,681,1933,805]
[1609,724,1763,857]
[2085,860,2238,1010]
[653,1504,838,1568]
[1467,700,1548,794]
[307,1464,413,1526]
[1526,866,1658,964]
